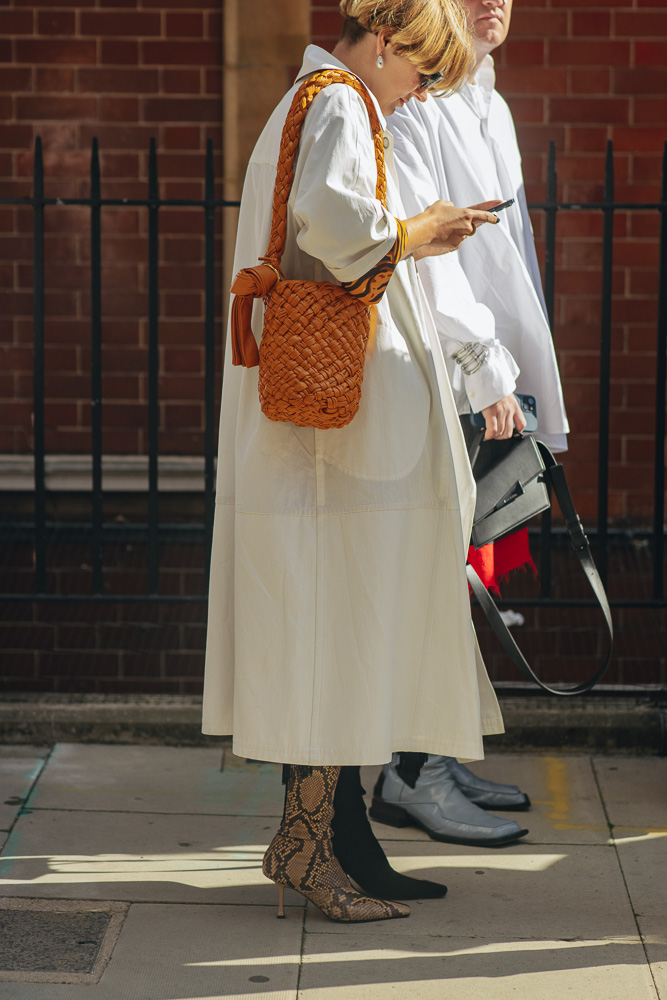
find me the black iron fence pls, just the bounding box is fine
[1,136,666,614]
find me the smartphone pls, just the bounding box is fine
[492,198,515,214]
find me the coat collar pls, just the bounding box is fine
[295,44,388,130]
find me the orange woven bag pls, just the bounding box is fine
[230,69,387,429]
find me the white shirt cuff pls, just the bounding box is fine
[461,344,519,413]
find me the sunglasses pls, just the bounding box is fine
[417,71,444,92]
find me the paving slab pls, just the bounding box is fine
[306,841,637,941]
[0,746,49,831]
[25,744,283,817]
[0,809,303,910]
[362,753,610,846]
[637,916,667,1000]
[2,903,303,1000]
[611,830,667,921]
[594,757,667,830]
[297,931,658,999]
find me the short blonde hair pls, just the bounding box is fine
[338,0,473,95]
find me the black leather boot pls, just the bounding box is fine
[331,765,447,900]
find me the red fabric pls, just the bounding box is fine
[467,527,536,596]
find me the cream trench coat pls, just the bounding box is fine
[389,56,569,453]
[202,45,504,765]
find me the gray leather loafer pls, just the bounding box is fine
[446,758,531,811]
[370,756,529,848]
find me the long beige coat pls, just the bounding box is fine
[202,45,504,765]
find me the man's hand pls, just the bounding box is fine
[480,394,526,440]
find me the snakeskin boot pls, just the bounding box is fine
[262,765,410,922]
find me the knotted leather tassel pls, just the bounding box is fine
[229,264,280,368]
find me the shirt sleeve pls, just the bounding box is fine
[290,85,398,285]
[390,105,519,412]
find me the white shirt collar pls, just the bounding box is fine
[461,54,496,121]
[295,44,388,129]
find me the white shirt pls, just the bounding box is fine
[389,56,569,452]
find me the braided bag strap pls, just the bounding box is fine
[263,69,388,268]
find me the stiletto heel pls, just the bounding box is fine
[277,884,286,919]
[263,765,410,924]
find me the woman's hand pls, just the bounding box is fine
[404,200,499,260]
[480,394,527,441]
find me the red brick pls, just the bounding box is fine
[498,66,567,94]
[15,39,97,64]
[567,126,610,153]
[100,39,139,65]
[550,40,630,66]
[37,11,75,35]
[101,374,142,400]
[549,97,629,125]
[163,238,202,262]
[0,67,32,90]
[162,69,202,94]
[636,41,667,67]
[142,40,221,66]
[614,68,667,94]
[509,10,568,37]
[20,147,85,179]
[162,403,202,429]
[632,154,664,182]
[0,41,11,62]
[78,67,160,93]
[572,12,611,36]
[163,125,200,150]
[16,95,97,121]
[206,11,222,39]
[81,11,161,36]
[613,128,667,152]
[78,124,153,150]
[100,97,139,122]
[35,67,75,92]
[205,68,222,95]
[158,210,204,235]
[634,98,667,125]
[0,10,33,33]
[615,11,667,35]
[36,124,78,152]
[162,292,202,317]
[569,67,611,95]
[162,347,202,373]
[165,12,204,37]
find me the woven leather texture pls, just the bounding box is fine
[258,69,387,430]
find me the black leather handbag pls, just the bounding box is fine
[467,432,614,696]
[471,435,550,548]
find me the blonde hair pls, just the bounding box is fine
[338,0,473,95]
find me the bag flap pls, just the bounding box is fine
[474,436,546,525]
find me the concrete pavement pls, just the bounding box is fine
[0,744,665,999]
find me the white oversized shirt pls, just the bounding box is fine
[389,56,569,452]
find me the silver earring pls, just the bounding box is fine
[376,53,384,68]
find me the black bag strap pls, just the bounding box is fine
[467,440,613,696]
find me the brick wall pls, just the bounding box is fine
[0,0,223,459]
[1,1,666,694]
[313,1,667,523]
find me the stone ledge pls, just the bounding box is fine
[0,692,665,754]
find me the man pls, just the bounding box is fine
[371,0,569,846]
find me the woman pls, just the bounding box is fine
[203,0,506,923]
